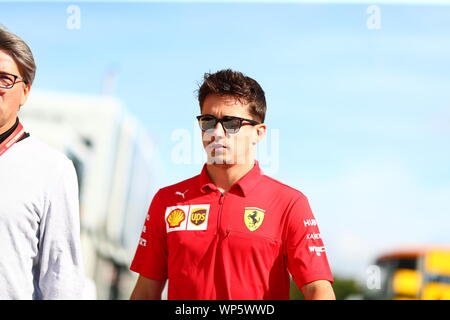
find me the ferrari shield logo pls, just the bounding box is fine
[244,207,266,232]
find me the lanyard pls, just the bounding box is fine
[0,122,25,156]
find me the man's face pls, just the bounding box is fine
[0,49,31,134]
[200,93,266,166]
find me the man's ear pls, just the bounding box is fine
[253,124,267,145]
[19,83,31,107]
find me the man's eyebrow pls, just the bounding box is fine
[201,114,236,119]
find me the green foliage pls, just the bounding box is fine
[331,276,363,300]
[290,280,305,300]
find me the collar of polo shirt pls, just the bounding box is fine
[199,161,263,197]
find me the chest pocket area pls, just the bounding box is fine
[223,230,283,270]
[167,231,216,279]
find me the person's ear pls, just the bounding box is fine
[253,124,267,145]
[19,83,31,107]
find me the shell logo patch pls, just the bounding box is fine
[166,208,186,228]
[244,207,266,232]
[190,208,207,226]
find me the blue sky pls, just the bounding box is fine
[1,1,449,282]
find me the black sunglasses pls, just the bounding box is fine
[196,114,260,134]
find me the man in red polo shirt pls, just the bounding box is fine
[130,69,335,300]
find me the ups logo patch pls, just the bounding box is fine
[190,208,207,226]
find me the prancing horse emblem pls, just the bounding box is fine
[244,207,266,232]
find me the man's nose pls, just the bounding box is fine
[203,121,226,143]
[211,120,227,138]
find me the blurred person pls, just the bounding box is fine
[0,26,84,299]
[130,69,335,300]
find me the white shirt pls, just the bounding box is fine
[0,135,84,299]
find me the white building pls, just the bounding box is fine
[20,90,161,299]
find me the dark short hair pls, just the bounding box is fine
[197,69,266,123]
[0,25,36,85]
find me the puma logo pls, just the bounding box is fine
[175,189,189,199]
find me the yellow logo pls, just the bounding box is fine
[167,208,186,228]
[190,208,207,226]
[244,207,265,231]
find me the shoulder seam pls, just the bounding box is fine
[261,174,307,198]
[159,174,201,192]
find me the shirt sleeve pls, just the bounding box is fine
[284,194,334,290]
[34,159,85,299]
[130,190,168,281]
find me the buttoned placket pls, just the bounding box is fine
[216,191,226,235]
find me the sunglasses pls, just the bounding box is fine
[0,72,26,89]
[196,114,260,134]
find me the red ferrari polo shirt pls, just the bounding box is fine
[130,161,333,299]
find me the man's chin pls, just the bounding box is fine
[207,157,234,167]
[206,158,255,168]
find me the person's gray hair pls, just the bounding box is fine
[0,25,36,85]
